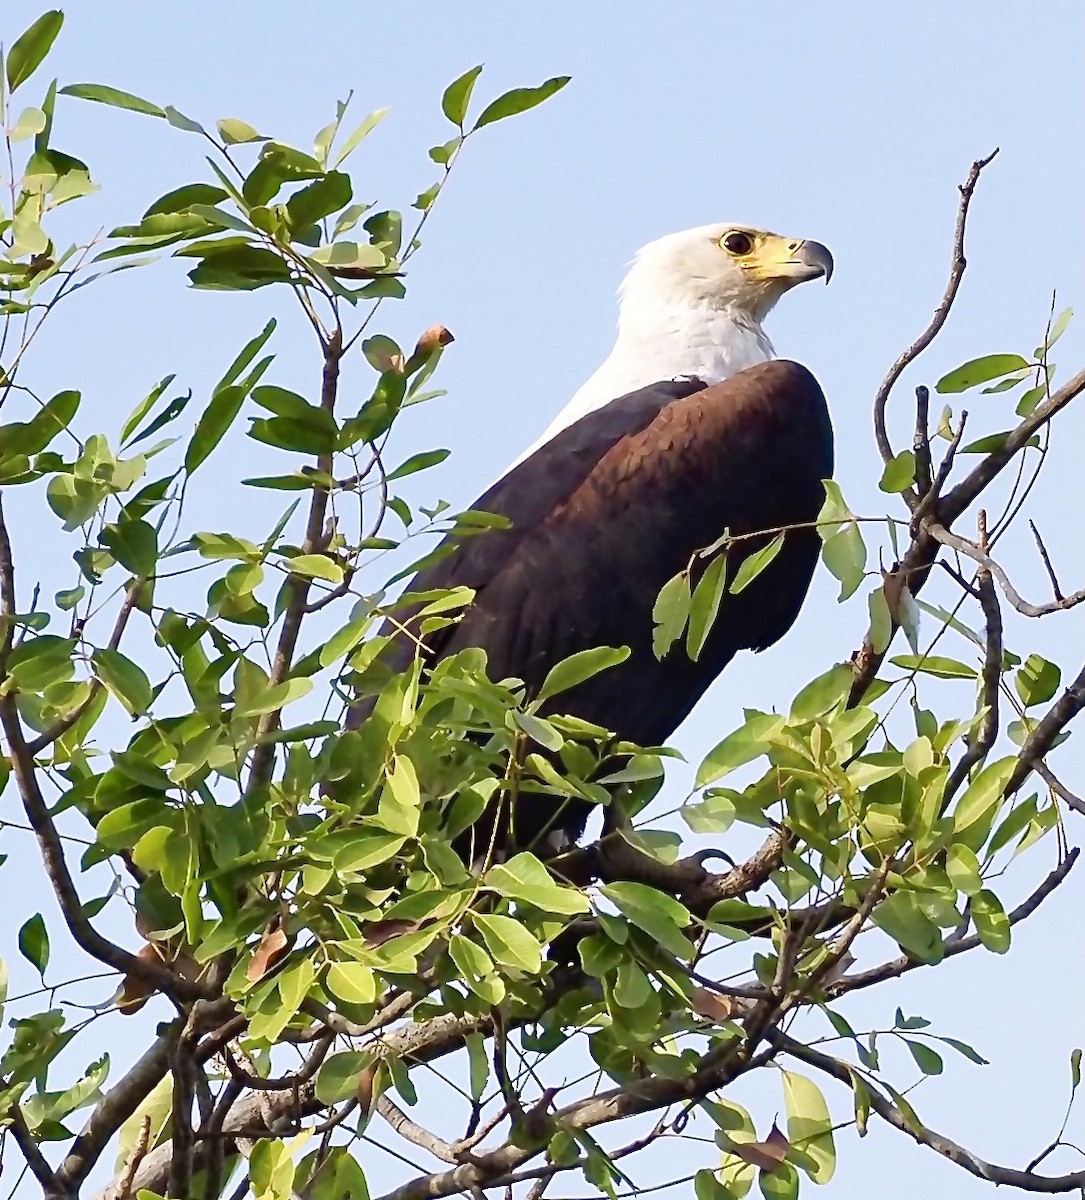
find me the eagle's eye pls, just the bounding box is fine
[720,231,754,257]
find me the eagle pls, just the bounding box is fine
[354,224,834,857]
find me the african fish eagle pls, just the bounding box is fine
[356,224,834,855]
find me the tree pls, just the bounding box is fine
[0,11,1082,1200]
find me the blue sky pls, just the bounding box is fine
[2,2,1083,1197]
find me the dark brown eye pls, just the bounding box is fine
[720,231,753,256]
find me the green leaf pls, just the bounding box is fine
[789,664,853,721]
[936,354,1031,393]
[946,843,983,896]
[466,1034,489,1103]
[7,11,63,92]
[905,1040,944,1075]
[686,553,729,660]
[18,914,49,977]
[602,882,694,959]
[972,889,1010,953]
[1042,306,1073,352]
[308,241,386,270]
[822,524,866,600]
[781,1071,835,1183]
[331,830,406,873]
[100,519,158,577]
[484,853,590,915]
[890,654,976,680]
[940,1037,989,1066]
[385,449,451,481]
[333,106,390,168]
[511,710,564,752]
[60,82,164,117]
[286,172,352,231]
[872,891,942,962]
[449,934,499,999]
[316,1050,374,1105]
[961,430,1041,455]
[2,388,79,457]
[879,450,916,493]
[1015,654,1061,707]
[652,571,691,659]
[287,555,344,584]
[473,76,570,130]
[473,913,543,974]
[217,117,263,144]
[536,646,629,705]
[91,648,153,715]
[184,386,244,474]
[442,65,483,126]
[952,756,1015,845]
[696,713,784,788]
[143,183,228,218]
[325,960,376,1006]
[729,533,785,594]
[1015,385,1047,417]
[234,677,312,718]
[9,106,47,142]
[163,105,204,134]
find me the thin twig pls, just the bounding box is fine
[912,385,933,497]
[942,526,1003,802]
[1029,519,1065,602]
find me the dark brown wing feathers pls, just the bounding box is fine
[352,359,833,847]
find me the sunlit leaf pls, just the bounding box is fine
[936,354,1031,393]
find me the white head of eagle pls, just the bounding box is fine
[518,223,832,462]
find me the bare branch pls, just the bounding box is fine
[928,522,1085,617]
[872,150,998,469]
[912,384,933,497]
[376,1096,461,1165]
[0,693,208,1004]
[1029,519,1066,602]
[942,535,1003,802]
[1036,762,1085,817]
[9,1103,73,1200]
[247,328,343,788]
[60,1024,180,1188]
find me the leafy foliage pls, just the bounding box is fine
[0,14,1081,1200]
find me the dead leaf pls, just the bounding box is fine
[691,987,754,1022]
[820,949,856,987]
[356,1062,378,1112]
[247,925,289,982]
[729,1122,791,1171]
[370,348,406,373]
[116,944,167,1015]
[414,324,455,356]
[362,918,419,948]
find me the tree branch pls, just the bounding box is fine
[872,150,998,470]
[0,693,208,1003]
[1006,660,1085,799]
[827,847,1079,997]
[928,522,1085,617]
[770,1031,1085,1192]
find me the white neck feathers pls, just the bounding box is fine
[511,302,773,468]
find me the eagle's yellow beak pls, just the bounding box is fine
[745,234,834,285]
